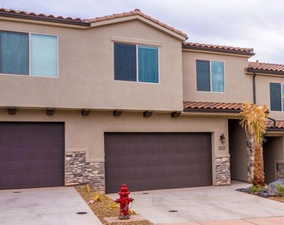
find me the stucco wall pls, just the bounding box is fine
[255,75,284,119]
[0,19,183,111]
[182,51,253,103]
[0,109,229,185]
[264,136,284,183]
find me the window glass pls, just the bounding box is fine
[270,83,281,111]
[211,61,224,92]
[31,34,57,77]
[138,46,158,83]
[114,42,136,81]
[196,60,210,91]
[0,31,29,75]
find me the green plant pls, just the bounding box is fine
[249,185,265,193]
[276,184,284,196]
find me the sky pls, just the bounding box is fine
[1,0,284,64]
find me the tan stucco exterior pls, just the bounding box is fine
[254,74,284,119]
[182,50,253,103]
[0,110,229,185]
[0,19,183,111]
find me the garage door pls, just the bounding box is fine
[105,133,212,193]
[0,122,64,189]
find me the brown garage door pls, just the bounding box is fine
[105,133,212,193]
[0,122,64,189]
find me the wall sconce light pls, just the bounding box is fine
[143,111,153,118]
[81,109,90,117]
[7,107,17,115]
[219,134,226,144]
[171,111,181,118]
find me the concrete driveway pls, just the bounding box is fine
[0,187,101,225]
[109,182,284,224]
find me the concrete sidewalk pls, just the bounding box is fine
[156,216,284,224]
[0,187,102,225]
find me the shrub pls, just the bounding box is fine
[276,184,284,196]
[249,185,264,193]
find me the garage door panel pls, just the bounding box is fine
[0,122,64,189]
[105,133,212,193]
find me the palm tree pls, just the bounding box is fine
[240,103,268,186]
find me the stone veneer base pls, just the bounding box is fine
[65,151,105,191]
[216,156,231,185]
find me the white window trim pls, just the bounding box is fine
[0,30,59,78]
[114,42,160,84]
[196,59,225,93]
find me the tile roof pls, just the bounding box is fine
[0,8,89,26]
[183,101,243,113]
[183,42,255,56]
[85,9,188,39]
[0,8,188,39]
[248,61,284,75]
[266,120,284,130]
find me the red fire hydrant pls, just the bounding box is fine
[115,184,134,220]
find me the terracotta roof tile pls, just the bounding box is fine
[85,9,188,39]
[0,8,89,26]
[183,42,254,56]
[0,8,188,39]
[183,101,243,113]
[248,61,284,75]
[266,120,284,129]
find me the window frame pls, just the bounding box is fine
[270,83,284,112]
[113,41,160,84]
[196,59,225,93]
[0,29,59,78]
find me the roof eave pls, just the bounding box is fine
[247,68,284,76]
[0,11,90,27]
[182,45,255,57]
[183,108,241,113]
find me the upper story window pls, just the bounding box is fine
[0,31,58,77]
[270,83,284,111]
[114,42,159,83]
[196,60,224,92]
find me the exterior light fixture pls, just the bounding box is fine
[219,134,226,144]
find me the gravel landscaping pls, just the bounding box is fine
[76,185,153,225]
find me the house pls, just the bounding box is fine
[0,8,283,193]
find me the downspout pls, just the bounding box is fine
[252,72,256,104]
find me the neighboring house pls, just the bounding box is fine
[0,8,283,193]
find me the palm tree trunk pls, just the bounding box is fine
[247,133,255,183]
[253,143,265,186]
